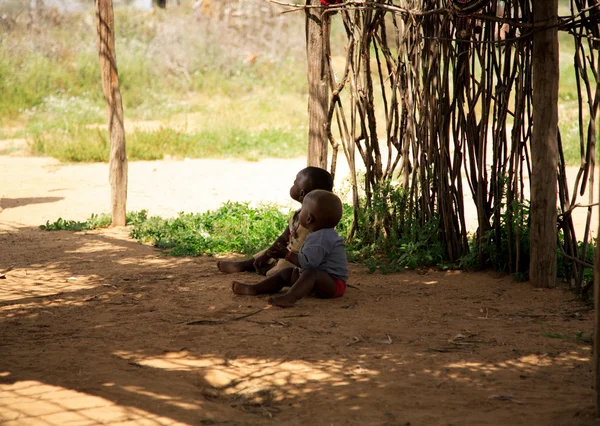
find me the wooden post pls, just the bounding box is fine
[95,0,128,226]
[596,218,600,415]
[305,0,329,169]
[529,0,559,287]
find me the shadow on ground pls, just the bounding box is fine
[0,226,597,425]
[0,197,64,211]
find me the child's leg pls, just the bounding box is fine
[267,269,336,307]
[232,267,295,296]
[217,258,255,274]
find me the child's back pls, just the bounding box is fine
[297,227,348,282]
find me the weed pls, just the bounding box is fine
[41,211,147,231]
[130,203,290,256]
[340,181,446,273]
[28,125,307,162]
[1,2,589,165]
[541,324,592,344]
[459,199,531,279]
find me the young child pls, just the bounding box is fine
[217,167,334,276]
[232,190,348,307]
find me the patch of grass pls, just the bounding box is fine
[337,181,446,273]
[29,125,110,163]
[41,211,148,231]
[459,199,531,280]
[557,235,596,295]
[130,202,291,256]
[557,30,599,166]
[1,2,309,162]
[128,126,306,161]
[3,2,592,165]
[29,125,306,162]
[541,324,592,344]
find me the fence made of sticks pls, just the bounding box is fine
[275,0,599,290]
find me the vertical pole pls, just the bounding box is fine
[305,0,329,169]
[594,44,600,418]
[596,219,600,414]
[95,0,128,226]
[529,0,559,287]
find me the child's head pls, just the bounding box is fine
[289,167,333,203]
[298,189,343,232]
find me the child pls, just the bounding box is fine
[217,167,334,276]
[232,190,348,307]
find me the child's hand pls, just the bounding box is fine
[253,254,271,271]
[266,242,288,259]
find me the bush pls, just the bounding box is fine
[130,202,290,256]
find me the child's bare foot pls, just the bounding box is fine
[267,294,296,308]
[232,281,258,296]
[217,260,247,274]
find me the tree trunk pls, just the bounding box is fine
[95,0,128,226]
[305,0,329,169]
[529,0,558,287]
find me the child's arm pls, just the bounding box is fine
[254,228,291,270]
[266,241,299,265]
[267,241,326,269]
[266,246,300,267]
[296,243,327,269]
[270,228,291,251]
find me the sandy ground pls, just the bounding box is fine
[0,155,599,425]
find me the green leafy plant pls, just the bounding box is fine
[341,180,446,273]
[541,324,592,344]
[129,202,290,256]
[459,199,531,280]
[41,211,147,231]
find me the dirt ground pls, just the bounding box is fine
[0,155,599,425]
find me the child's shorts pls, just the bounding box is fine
[333,278,347,298]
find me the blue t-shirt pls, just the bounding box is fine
[298,228,348,281]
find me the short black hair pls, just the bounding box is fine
[303,189,343,229]
[300,166,333,192]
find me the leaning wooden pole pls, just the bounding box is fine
[305,0,329,169]
[95,0,128,226]
[529,0,559,287]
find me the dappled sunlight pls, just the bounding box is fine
[65,240,129,254]
[415,349,593,391]
[0,226,595,424]
[0,268,96,302]
[0,379,185,426]
[0,298,85,319]
[119,385,202,411]
[113,351,227,371]
[115,256,196,268]
[444,350,590,375]
[112,351,377,403]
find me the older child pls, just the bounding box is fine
[217,167,333,276]
[232,190,348,307]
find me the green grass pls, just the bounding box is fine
[40,211,148,231]
[29,125,306,162]
[40,198,437,271]
[541,324,592,344]
[129,202,290,256]
[40,204,290,257]
[1,1,597,165]
[0,2,308,160]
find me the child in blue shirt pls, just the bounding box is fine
[217,167,333,276]
[232,190,348,307]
